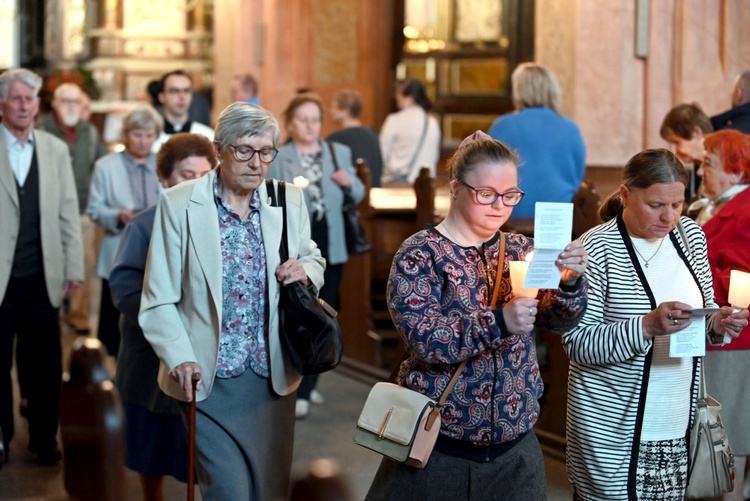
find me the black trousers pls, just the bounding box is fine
[0,274,62,454]
[297,263,343,400]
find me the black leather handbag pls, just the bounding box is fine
[266,179,343,376]
[328,142,372,254]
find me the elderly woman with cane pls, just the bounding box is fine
[139,103,325,501]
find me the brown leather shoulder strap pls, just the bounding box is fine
[489,231,506,309]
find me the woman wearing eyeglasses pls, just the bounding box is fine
[139,102,325,501]
[366,131,589,501]
[269,92,366,418]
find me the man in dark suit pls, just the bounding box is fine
[0,68,84,465]
[711,70,750,133]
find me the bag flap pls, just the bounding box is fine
[357,382,436,446]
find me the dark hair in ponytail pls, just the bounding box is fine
[599,148,687,221]
[396,78,432,111]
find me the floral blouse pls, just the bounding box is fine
[213,177,268,378]
[388,227,587,445]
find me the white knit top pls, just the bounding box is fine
[634,236,702,441]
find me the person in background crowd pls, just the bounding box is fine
[488,62,586,219]
[564,148,748,500]
[189,84,213,128]
[327,89,384,187]
[695,130,750,500]
[110,133,215,501]
[79,91,92,122]
[87,105,163,359]
[230,74,260,106]
[379,78,441,185]
[367,131,588,501]
[659,102,713,202]
[139,102,325,501]
[0,68,83,465]
[271,93,365,419]
[144,80,163,113]
[152,70,213,152]
[711,70,750,134]
[37,82,108,334]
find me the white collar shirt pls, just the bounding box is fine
[1,123,35,187]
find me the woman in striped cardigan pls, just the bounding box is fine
[563,149,749,500]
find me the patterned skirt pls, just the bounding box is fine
[635,437,688,500]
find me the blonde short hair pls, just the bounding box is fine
[121,105,164,140]
[511,63,562,115]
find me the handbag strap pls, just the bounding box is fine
[698,356,707,400]
[405,112,429,177]
[425,231,507,430]
[490,231,506,310]
[265,178,289,262]
[677,221,691,259]
[327,141,355,200]
[327,141,341,172]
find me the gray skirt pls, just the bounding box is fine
[183,368,296,501]
[365,431,546,501]
[704,350,750,455]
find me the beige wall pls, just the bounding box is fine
[213,1,750,169]
[537,0,750,168]
[213,0,395,138]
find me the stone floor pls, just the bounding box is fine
[0,325,574,500]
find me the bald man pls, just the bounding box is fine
[711,70,750,133]
[37,83,107,333]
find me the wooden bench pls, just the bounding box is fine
[59,337,125,501]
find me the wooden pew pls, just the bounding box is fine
[338,167,441,376]
[572,180,602,239]
[535,180,602,455]
[59,337,125,501]
[337,159,378,375]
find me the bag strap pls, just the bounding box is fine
[266,178,289,262]
[489,232,506,310]
[677,221,691,259]
[327,141,340,172]
[425,231,507,430]
[404,113,429,178]
[698,357,707,400]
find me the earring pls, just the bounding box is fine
[451,192,456,200]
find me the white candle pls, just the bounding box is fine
[728,270,750,308]
[509,261,539,298]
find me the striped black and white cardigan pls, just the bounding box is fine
[563,214,719,500]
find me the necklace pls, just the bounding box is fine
[439,222,494,294]
[439,222,462,245]
[632,236,665,268]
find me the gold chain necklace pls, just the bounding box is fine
[632,236,665,268]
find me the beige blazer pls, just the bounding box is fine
[0,128,84,306]
[139,171,325,401]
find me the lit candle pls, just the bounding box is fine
[728,270,750,308]
[292,176,310,189]
[509,261,539,298]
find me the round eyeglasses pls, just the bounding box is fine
[459,180,525,206]
[227,144,278,163]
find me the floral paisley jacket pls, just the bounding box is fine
[388,228,588,446]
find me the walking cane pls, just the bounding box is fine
[187,372,201,501]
